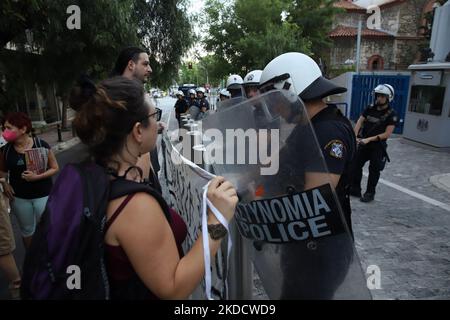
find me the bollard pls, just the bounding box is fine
[227,224,253,299]
[72,123,76,137]
[57,124,63,142]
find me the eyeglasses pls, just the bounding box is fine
[141,108,162,122]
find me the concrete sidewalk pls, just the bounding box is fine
[430,173,450,194]
[352,137,450,299]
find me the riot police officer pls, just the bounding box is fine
[219,89,231,101]
[350,84,398,203]
[186,88,200,120]
[258,52,356,299]
[174,90,188,126]
[226,74,244,98]
[259,52,356,236]
[243,70,263,98]
[196,87,210,120]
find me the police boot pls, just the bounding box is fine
[360,192,375,203]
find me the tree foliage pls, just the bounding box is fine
[0,0,193,120]
[134,0,194,88]
[202,0,339,81]
[288,0,339,58]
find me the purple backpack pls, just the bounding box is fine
[21,162,170,300]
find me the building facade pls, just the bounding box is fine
[329,0,441,72]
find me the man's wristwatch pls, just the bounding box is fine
[207,223,228,240]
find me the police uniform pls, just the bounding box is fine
[255,52,367,299]
[272,104,356,237]
[197,97,210,120]
[186,96,197,108]
[277,104,356,299]
[174,98,188,124]
[186,96,201,120]
[351,104,398,197]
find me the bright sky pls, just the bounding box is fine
[187,0,206,14]
[185,0,208,61]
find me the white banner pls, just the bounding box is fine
[159,133,229,300]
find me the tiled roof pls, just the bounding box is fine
[333,0,365,11]
[329,25,394,38]
[378,0,407,9]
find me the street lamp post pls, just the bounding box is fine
[199,64,209,86]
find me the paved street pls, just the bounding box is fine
[352,138,450,300]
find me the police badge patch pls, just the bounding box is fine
[325,140,344,159]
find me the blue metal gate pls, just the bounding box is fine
[350,74,410,134]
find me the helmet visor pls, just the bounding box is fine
[258,73,291,94]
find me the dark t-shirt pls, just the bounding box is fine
[360,105,398,139]
[1,138,53,199]
[174,99,188,115]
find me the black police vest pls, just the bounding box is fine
[360,105,394,139]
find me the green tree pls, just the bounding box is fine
[287,0,340,61]
[203,0,311,79]
[178,62,200,85]
[1,0,139,127]
[0,0,48,48]
[0,0,194,126]
[36,0,139,128]
[133,0,194,88]
[199,55,232,87]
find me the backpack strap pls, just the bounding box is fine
[104,194,135,234]
[109,178,172,223]
[34,137,42,148]
[3,143,12,166]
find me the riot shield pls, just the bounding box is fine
[216,96,246,112]
[200,90,372,299]
[188,105,201,121]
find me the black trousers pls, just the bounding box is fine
[351,142,387,194]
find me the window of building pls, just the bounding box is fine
[409,85,446,116]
